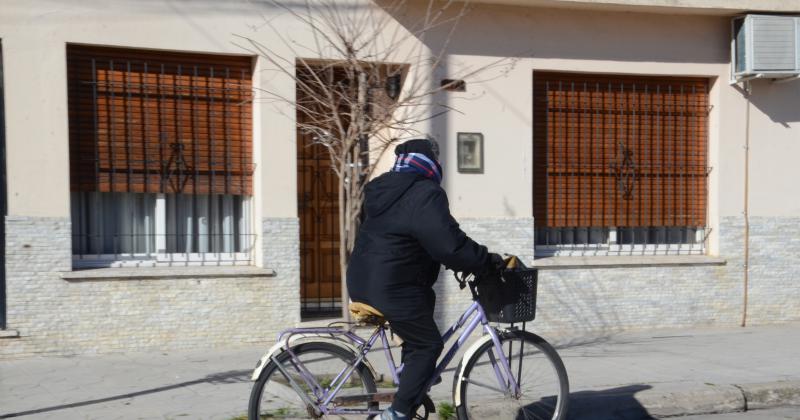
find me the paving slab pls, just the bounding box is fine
[0,323,798,419]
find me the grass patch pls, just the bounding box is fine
[437,402,455,420]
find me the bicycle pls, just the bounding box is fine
[248,258,569,419]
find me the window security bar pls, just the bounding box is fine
[535,226,711,257]
[533,72,711,256]
[72,233,257,268]
[67,47,254,197]
[67,46,256,267]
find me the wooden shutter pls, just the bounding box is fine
[533,72,708,228]
[67,45,253,195]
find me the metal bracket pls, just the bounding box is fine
[772,74,800,84]
[731,73,800,85]
[729,73,766,85]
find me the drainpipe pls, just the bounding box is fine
[741,80,751,327]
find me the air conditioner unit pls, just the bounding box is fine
[731,14,800,83]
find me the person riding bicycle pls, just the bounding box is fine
[346,138,503,420]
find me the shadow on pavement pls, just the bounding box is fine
[0,369,250,419]
[567,384,655,420]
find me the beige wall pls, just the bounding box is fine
[0,0,433,221]
[0,0,311,219]
[1,1,798,239]
[379,3,799,258]
[474,0,800,14]
[740,80,800,217]
[414,5,731,223]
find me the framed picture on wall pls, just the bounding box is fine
[457,132,484,173]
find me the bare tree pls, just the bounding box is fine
[237,0,508,315]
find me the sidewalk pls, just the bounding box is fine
[1,323,799,419]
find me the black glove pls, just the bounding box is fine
[478,253,504,278]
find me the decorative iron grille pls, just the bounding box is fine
[533,72,711,256]
[67,45,255,266]
[67,45,254,195]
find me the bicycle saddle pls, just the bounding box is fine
[349,302,386,326]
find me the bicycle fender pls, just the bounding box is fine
[250,334,378,381]
[251,340,287,380]
[453,334,495,407]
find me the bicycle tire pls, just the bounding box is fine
[248,341,378,419]
[454,330,569,420]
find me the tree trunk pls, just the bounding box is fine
[338,72,370,319]
[339,157,350,320]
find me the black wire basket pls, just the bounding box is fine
[477,268,538,323]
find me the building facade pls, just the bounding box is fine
[1,0,799,357]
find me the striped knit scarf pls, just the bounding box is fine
[391,153,443,184]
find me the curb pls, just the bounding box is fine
[567,380,800,419]
[638,384,744,417]
[738,381,800,411]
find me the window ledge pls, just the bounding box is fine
[61,266,276,282]
[0,329,20,339]
[532,255,727,270]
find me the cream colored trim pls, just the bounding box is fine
[61,266,275,281]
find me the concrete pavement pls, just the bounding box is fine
[676,407,800,420]
[1,323,799,419]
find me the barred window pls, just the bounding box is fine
[533,72,710,256]
[67,45,255,267]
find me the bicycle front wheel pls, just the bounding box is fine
[248,342,377,420]
[455,329,569,420]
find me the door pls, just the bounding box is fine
[297,115,342,319]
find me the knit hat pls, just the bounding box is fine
[394,139,439,161]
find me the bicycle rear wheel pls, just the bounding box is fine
[248,342,377,419]
[454,329,569,420]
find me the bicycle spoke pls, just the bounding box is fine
[459,332,567,420]
[518,336,525,388]
[462,377,508,394]
[250,343,377,420]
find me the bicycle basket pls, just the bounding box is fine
[476,268,538,323]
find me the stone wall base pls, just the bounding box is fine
[3,215,798,357]
[433,216,800,340]
[2,216,300,358]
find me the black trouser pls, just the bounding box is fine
[388,313,444,415]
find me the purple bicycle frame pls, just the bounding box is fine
[268,300,521,416]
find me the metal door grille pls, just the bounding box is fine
[297,130,342,319]
[533,72,711,255]
[295,65,345,319]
